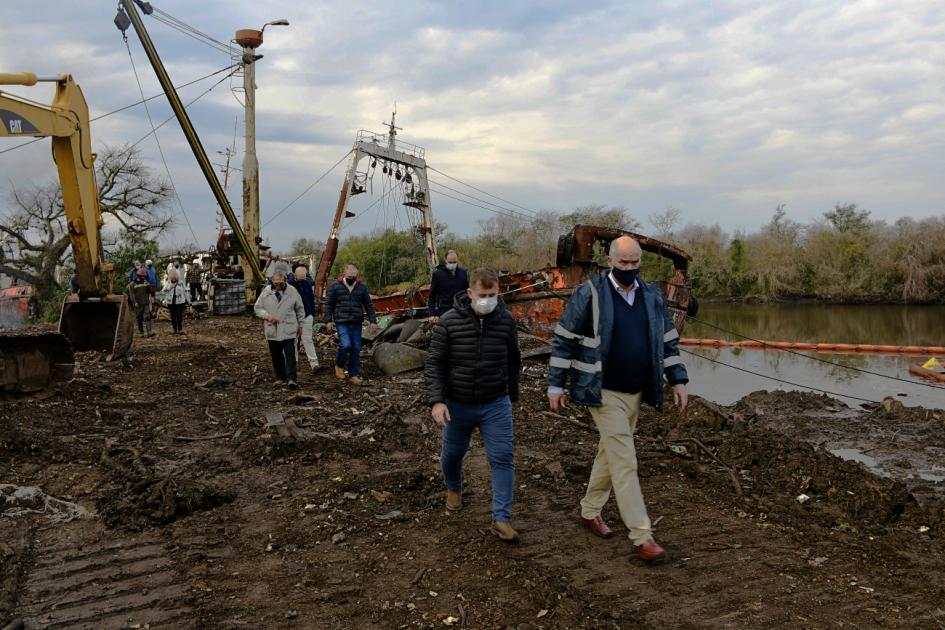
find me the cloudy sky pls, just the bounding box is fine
[2,0,943,252]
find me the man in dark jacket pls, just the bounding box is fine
[288,265,320,372]
[425,268,522,542]
[427,249,469,321]
[127,267,155,337]
[324,263,377,385]
[547,236,688,564]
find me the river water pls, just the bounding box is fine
[682,303,945,409]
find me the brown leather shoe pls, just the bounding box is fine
[490,521,520,543]
[348,376,363,386]
[633,538,666,563]
[581,515,615,539]
[445,490,462,512]
[334,366,346,380]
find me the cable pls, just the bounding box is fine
[152,7,233,50]
[128,68,238,150]
[686,315,945,391]
[429,177,535,222]
[124,36,201,246]
[345,175,401,231]
[91,64,237,122]
[0,65,237,156]
[0,138,43,155]
[261,151,352,228]
[428,164,537,217]
[431,186,534,223]
[148,10,234,56]
[680,348,882,404]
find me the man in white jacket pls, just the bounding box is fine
[254,270,305,389]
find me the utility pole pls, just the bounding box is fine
[234,18,288,300]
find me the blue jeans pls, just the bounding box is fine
[335,322,362,376]
[441,396,515,522]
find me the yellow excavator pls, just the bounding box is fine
[0,71,134,392]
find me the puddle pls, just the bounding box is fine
[830,448,879,469]
[918,467,945,483]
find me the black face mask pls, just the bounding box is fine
[611,267,639,287]
[273,283,286,291]
[344,276,356,285]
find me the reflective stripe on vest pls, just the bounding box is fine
[553,323,601,348]
[663,328,679,342]
[549,355,602,373]
[664,355,684,367]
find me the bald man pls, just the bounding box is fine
[547,236,689,563]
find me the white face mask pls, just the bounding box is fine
[446,262,458,271]
[473,296,498,315]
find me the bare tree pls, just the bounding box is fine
[649,206,682,241]
[0,144,173,306]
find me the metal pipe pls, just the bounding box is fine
[119,0,264,285]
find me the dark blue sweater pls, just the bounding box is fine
[602,281,651,394]
[287,276,316,318]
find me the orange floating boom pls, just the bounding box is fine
[679,338,945,356]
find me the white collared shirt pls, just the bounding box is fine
[608,270,638,306]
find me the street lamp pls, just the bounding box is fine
[233,18,289,300]
[261,19,289,34]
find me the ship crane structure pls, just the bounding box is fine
[314,109,437,298]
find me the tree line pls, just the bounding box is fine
[4,142,942,322]
[317,203,945,304]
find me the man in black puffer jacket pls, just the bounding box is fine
[425,268,521,542]
[324,263,378,385]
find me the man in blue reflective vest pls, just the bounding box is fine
[547,236,689,564]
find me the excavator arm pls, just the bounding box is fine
[0,72,111,296]
[0,72,133,390]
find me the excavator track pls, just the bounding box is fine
[0,329,75,394]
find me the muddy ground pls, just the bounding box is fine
[1,313,944,629]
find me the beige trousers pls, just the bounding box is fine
[580,389,653,544]
[299,314,319,369]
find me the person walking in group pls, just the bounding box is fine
[288,265,320,373]
[164,270,190,335]
[427,249,469,322]
[323,263,377,385]
[547,236,689,564]
[128,267,155,338]
[425,268,522,542]
[186,262,204,301]
[144,259,159,287]
[129,260,141,283]
[254,270,305,390]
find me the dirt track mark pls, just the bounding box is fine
[16,526,195,629]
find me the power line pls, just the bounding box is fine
[148,9,234,56]
[0,138,43,155]
[427,164,538,217]
[680,348,882,404]
[128,68,238,150]
[92,64,237,122]
[152,7,234,50]
[428,177,536,222]
[430,185,534,223]
[0,65,237,157]
[261,151,352,228]
[686,315,945,391]
[124,37,201,246]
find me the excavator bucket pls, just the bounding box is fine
[0,330,75,393]
[58,293,135,360]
